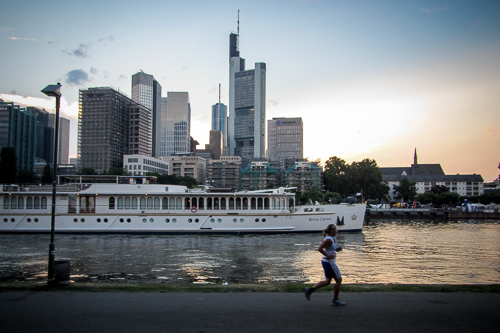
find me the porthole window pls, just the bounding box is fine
[172,218,177,223]
[195,219,199,223]
[233,218,237,223]
[165,218,170,223]
[11,218,15,222]
[217,218,222,223]
[73,218,78,223]
[210,218,215,223]
[240,218,244,223]
[188,218,193,223]
[142,218,147,223]
[27,218,32,223]
[97,218,101,223]
[262,218,266,222]
[3,218,8,222]
[81,218,85,223]
[255,218,259,222]
[149,218,154,223]
[127,218,131,223]
[120,218,124,222]
[34,218,39,223]
[104,218,108,223]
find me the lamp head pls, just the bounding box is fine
[41,82,62,98]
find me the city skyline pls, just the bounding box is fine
[1,0,499,181]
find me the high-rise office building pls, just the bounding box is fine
[131,71,161,157]
[267,117,303,164]
[211,102,227,147]
[0,99,37,171]
[30,107,54,165]
[228,26,266,167]
[160,92,191,156]
[48,114,70,164]
[78,87,151,173]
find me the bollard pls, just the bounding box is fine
[54,259,71,285]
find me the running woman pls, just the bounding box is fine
[305,223,346,306]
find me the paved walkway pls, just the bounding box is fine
[1,291,499,332]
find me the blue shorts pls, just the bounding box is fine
[322,260,341,280]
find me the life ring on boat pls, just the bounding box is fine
[191,206,197,213]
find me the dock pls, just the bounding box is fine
[366,208,500,219]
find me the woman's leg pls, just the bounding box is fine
[333,277,342,300]
[313,278,332,290]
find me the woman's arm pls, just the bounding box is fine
[317,238,334,258]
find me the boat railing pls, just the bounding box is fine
[1,184,91,193]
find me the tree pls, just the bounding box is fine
[77,167,98,175]
[348,158,389,201]
[323,156,349,196]
[300,187,324,205]
[42,164,53,183]
[393,177,417,202]
[0,146,17,184]
[105,168,129,176]
[324,191,342,204]
[17,169,38,184]
[430,185,449,195]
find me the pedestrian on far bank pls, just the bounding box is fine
[305,224,346,306]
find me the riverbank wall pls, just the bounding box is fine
[366,209,500,219]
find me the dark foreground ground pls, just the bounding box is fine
[1,291,499,333]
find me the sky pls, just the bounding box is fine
[1,0,499,182]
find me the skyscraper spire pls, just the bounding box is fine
[237,9,240,52]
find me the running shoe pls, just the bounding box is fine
[331,299,346,306]
[305,287,313,300]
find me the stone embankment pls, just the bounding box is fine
[366,209,500,219]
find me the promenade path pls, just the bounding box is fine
[1,291,499,332]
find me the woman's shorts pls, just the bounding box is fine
[321,260,341,280]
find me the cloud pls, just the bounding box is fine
[267,100,279,107]
[65,69,91,86]
[65,43,91,58]
[485,125,499,137]
[90,67,98,74]
[118,74,127,80]
[0,27,14,33]
[98,35,114,43]
[10,37,38,41]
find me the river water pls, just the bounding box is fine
[1,218,499,285]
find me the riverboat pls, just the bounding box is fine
[0,183,365,233]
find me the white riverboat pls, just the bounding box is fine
[0,183,365,233]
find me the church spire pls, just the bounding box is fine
[414,148,418,165]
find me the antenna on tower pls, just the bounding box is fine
[217,83,221,131]
[236,9,240,52]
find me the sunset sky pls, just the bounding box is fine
[1,0,499,181]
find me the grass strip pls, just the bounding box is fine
[1,282,499,293]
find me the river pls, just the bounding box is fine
[1,218,499,285]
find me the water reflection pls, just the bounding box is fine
[0,219,498,284]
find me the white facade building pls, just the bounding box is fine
[123,154,169,176]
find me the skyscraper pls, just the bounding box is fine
[211,102,227,147]
[131,71,161,157]
[228,19,266,167]
[78,87,151,173]
[48,114,70,164]
[160,92,191,156]
[267,117,303,164]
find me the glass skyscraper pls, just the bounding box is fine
[160,92,191,156]
[132,71,161,157]
[211,102,227,147]
[228,32,266,167]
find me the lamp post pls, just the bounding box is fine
[41,82,62,285]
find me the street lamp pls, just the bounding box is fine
[41,82,62,285]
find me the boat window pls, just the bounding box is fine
[10,196,17,209]
[236,198,241,210]
[214,198,219,210]
[198,198,204,210]
[221,198,226,210]
[289,198,294,209]
[277,198,280,210]
[272,198,276,210]
[162,197,168,210]
[281,198,285,210]
[191,198,197,210]
[185,197,191,210]
[41,196,48,209]
[87,197,94,212]
[207,198,212,210]
[147,197,153,210]
[169,197,175,210]
[140,197,146,210]
[18,197,24,209]
[154,197,160,210]
[229,197,234,210]
[109,197,115,209]
[34,197,40,209]
[257,198,263,210]
[26,196,32,209]
[117,197,123,209]
[125,197,131,209]
[243,198,248,210]
[304,208,313,212]
[251,198,257,210]
[264,198,270,210]
[316,208,324,212]
[176,198,182,210]
[132,197,138,209]
[3,196,9,209]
